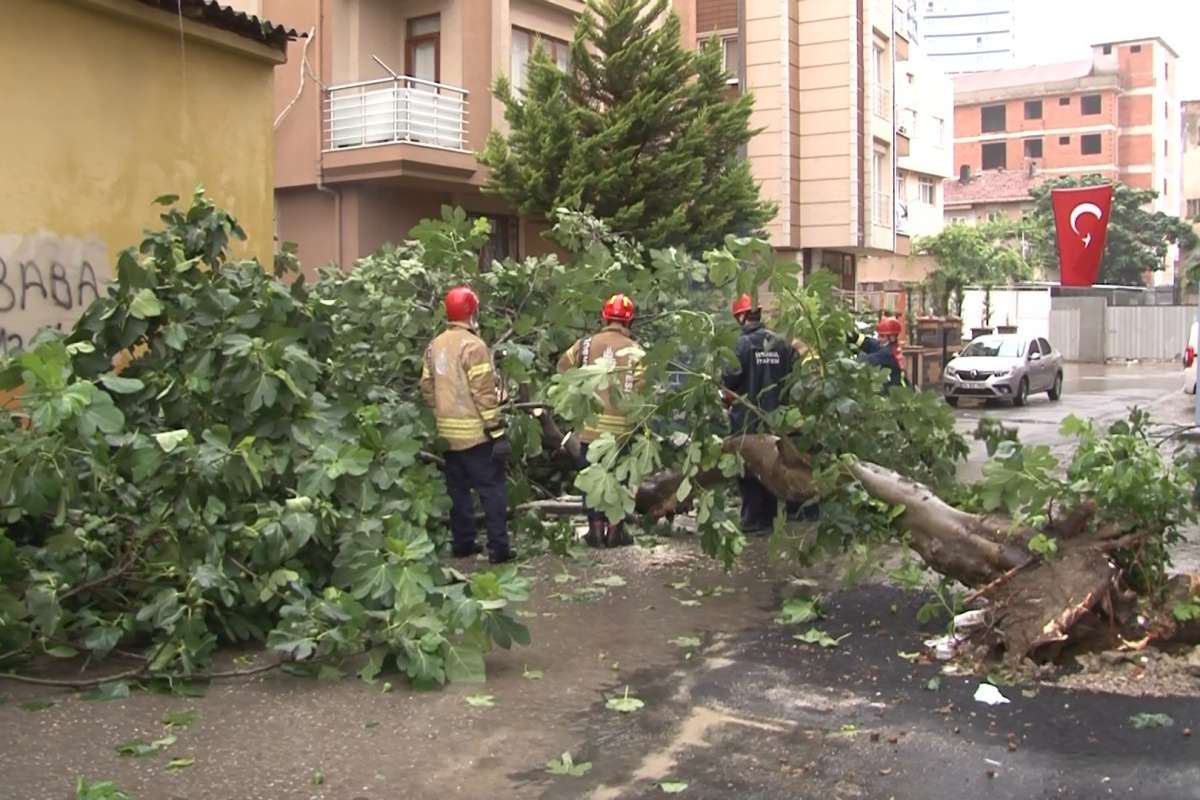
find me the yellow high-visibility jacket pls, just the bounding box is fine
[420,322,503,450]
[557,323,644,443]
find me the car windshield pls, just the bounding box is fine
[960,336,1025,358]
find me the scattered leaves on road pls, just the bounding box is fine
[546,752,592,777]
[607,685,645,713]
[115,735,176,758]
[165,757,194,772]
[1130,713,1174,729]
[75,779,131,800]
[312,769,325,786]
[465,694,496,707]
[523,666,544,681]
[162,710,196,729]
[675,598,702,607]
[925,677,943,691]
[669,636,702,648]
[793,628,850,648]
[21,699,55,712]
[660,781,689,793]
[593,575,627,588]
[81,681,130,702]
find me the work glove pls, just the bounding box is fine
[491,437,513,465]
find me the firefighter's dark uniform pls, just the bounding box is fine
[420,321,510,560]
[861,343,905,393]
[722,322,796,532]
[557,322,644,527]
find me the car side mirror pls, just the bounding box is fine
[1029,351,1042,361]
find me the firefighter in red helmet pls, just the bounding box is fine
[859,314,907,393]
[420,286,514,563]
[557,293,645,547]
[722,294,796,535]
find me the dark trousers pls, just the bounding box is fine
[738,475,778,532]
[444,442,509,555]
[577,441,603,524]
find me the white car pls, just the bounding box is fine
[1185,321,1197,395]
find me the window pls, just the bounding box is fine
[1023,138,1043,158]
[1187,199,1200,219]
[406,15,441,83]
[511,27,570,90]
[933,116,945,144]
[1024,100,1042,120]
[1165,140,1169,156]
[981,104,1006,133]
[981,141,1007,170]
[1059,135,1071,145]
[1059,96,1070,106]
[950,216,968,225]
[961,336,1025,358]
[987,210,1004,223]
[478,215,518,270]
[1164,178,1169,195]
[721,37,741,85]
[1037,338,1053,356]
[918,176,935,204]
[1131,44,1142,53]
[1081,134,1102,155]
[872,151,888,224]
[1102,44,1112,55]
[1081,94,1102,115]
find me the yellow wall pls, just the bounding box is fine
[0,0,280,355]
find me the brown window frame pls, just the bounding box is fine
[406,14,441,83]
[1023,138,1043,158]
[981,141,1007,170]
[1024,100,1042,120]
[981,104,1006,133]
[515,26,571,70]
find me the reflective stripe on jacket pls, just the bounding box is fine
[557,323,644,443]
[419,322,503,451]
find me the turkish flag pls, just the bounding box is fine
[1052,184,1115,286]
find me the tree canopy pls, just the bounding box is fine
[479,0,774,254]
[914,220,1033,315]
[1026,175,1198,286]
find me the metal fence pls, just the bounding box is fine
[1104,305,1194,362]
[1048,308,1082,361]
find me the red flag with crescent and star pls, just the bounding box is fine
[1052,184,1115,286]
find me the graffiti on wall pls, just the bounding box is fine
[0,233,110,356]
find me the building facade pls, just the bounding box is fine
[953,38,1181,217]
[674,0,903,290]
[920,0,1014,75]
[1185,101,1200,224]
[0,0,290,356]
[266,0,582,274]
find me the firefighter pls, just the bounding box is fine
[860,316,906,392]
[557,293,643,548]
[722,294,796,535]
[848,320,881,355]
[420,286,514,564]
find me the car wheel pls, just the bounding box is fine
[1047,372,1063,401]
[945,395,959,407]
[1013,378,1029,407]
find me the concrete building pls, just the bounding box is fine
[266,0,581,274]
[674,0,904,290]
[0,0,291,356]
[953,37,1182,218]
[920,0,1015,74]
[1185,101,1200,224]
[943,168,1042,225]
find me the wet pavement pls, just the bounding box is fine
[3,364,1198,800]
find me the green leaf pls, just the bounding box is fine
[444,644,486,684]
[82,681,131,702]
[546,751,592,777]
[776,595,822,625]
[925,676,943,691]
[75,779,132,800]
[162,710,197,728]
[45,644,79,658]
[116,734,176,757]
[21,699,55,712]
[669,636,701,648]
[522,666,544,681]
[153,193,180,206]
[593,575,627,588]
[129,288,164,319]
[793,628,849,648]
[660,782,689,794]
[606,686,644,713]
[1129,713,1174,729]
[154,429,191,453]
[99,374,144,394]
[165,756,195,771]
[465,694,496,707]
[312,769,325,786]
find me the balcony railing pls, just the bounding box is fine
[323,76,468,152]
[874,86,891,119]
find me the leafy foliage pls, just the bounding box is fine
[480,0,774,253]
[0,190,528,687]
[914,221,1034,316]
[1026,175,1198,286]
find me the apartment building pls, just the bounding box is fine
[920,0,1014,75]
[953,37,1181,218]
[265,0,581,272]
[673,0,903,290]
[1185,100,1200,224]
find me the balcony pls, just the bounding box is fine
[323,76,468,152]
[874,86,891,120]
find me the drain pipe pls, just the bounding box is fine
[313,0,342,269]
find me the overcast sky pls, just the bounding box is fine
[1012,0,1200,99]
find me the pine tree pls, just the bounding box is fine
[481,0,775,255]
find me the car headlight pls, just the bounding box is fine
[992,368,1011,378]
[945,366,957,377]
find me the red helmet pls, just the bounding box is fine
[444,286,479,322]
[731,294,755,318]
[602,293,635,324]
[877,317,903,337]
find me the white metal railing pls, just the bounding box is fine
[875,86,891,119]
[323,76,468,152]
[874,192,892,226]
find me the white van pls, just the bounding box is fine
[1185,321,1198,395]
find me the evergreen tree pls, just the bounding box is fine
[480,0,775,255]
